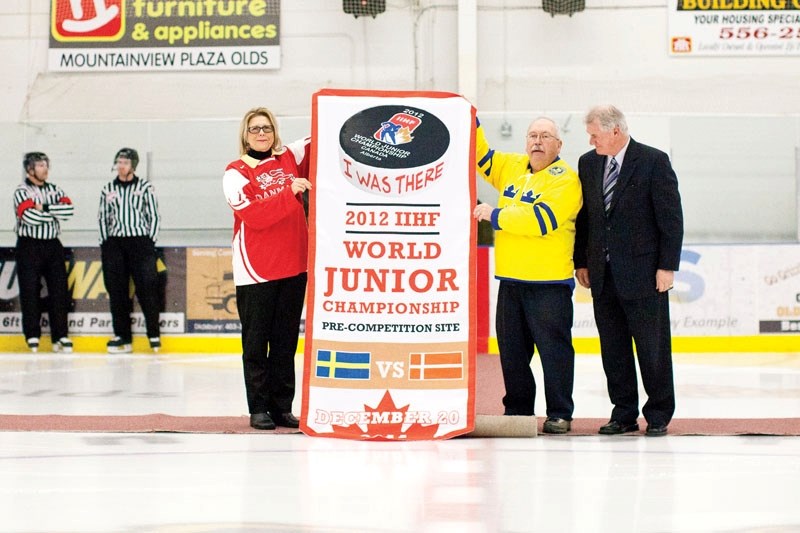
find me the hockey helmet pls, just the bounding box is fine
[23,152,49,172]
[114,147,140,170]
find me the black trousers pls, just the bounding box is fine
[100,236,161,341]
[593,267,675,426]
[15,237,70,342]
[495,280,575,419]
[236,273,307,415]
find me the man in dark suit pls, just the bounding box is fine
[574,105,683,437]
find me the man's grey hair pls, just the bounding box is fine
[584,105,629,134]
[530,116,562,140]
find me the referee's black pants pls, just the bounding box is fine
[15,237,70,342]
[100,236,161,341]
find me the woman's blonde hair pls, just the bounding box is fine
[238,106,284,156]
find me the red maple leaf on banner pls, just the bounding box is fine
[329,390,440,441]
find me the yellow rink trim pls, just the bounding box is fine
[1,335,799,355]
[495,336,800,354]
[0,335,249,354]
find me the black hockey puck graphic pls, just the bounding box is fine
[338,105,451,196]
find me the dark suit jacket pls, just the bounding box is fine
[574,138,683,300]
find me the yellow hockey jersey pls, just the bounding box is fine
[476,121,583,283]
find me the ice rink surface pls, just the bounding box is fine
[1,351,799,533]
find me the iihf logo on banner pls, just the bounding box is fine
[51,0,125,42]
[373,112,421,146]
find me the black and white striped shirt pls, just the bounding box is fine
[98,176,161,243]
[13,179,74,240]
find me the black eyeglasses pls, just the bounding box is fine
[248,125,274,134]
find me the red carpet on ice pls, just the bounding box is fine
[1,354,797,436]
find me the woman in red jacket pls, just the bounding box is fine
[223,107,312,430]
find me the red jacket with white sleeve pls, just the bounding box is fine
[223,138,311,286]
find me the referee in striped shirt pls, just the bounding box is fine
[98,148,162,353]
[13,152,74,353]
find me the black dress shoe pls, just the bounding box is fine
[598,420,640,435]
[645,424,668,437]
[250,412,276,430]
[271,412,300,428]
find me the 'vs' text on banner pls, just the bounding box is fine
[301,89,477,441]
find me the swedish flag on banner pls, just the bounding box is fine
[316,350,371,380]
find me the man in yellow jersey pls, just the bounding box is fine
[474,117,583,434]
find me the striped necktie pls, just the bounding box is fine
[603,157,619,213]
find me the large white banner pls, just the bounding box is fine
[302,89,477,441]
[669,0,800,56]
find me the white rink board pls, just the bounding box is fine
[487,244,800,338]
